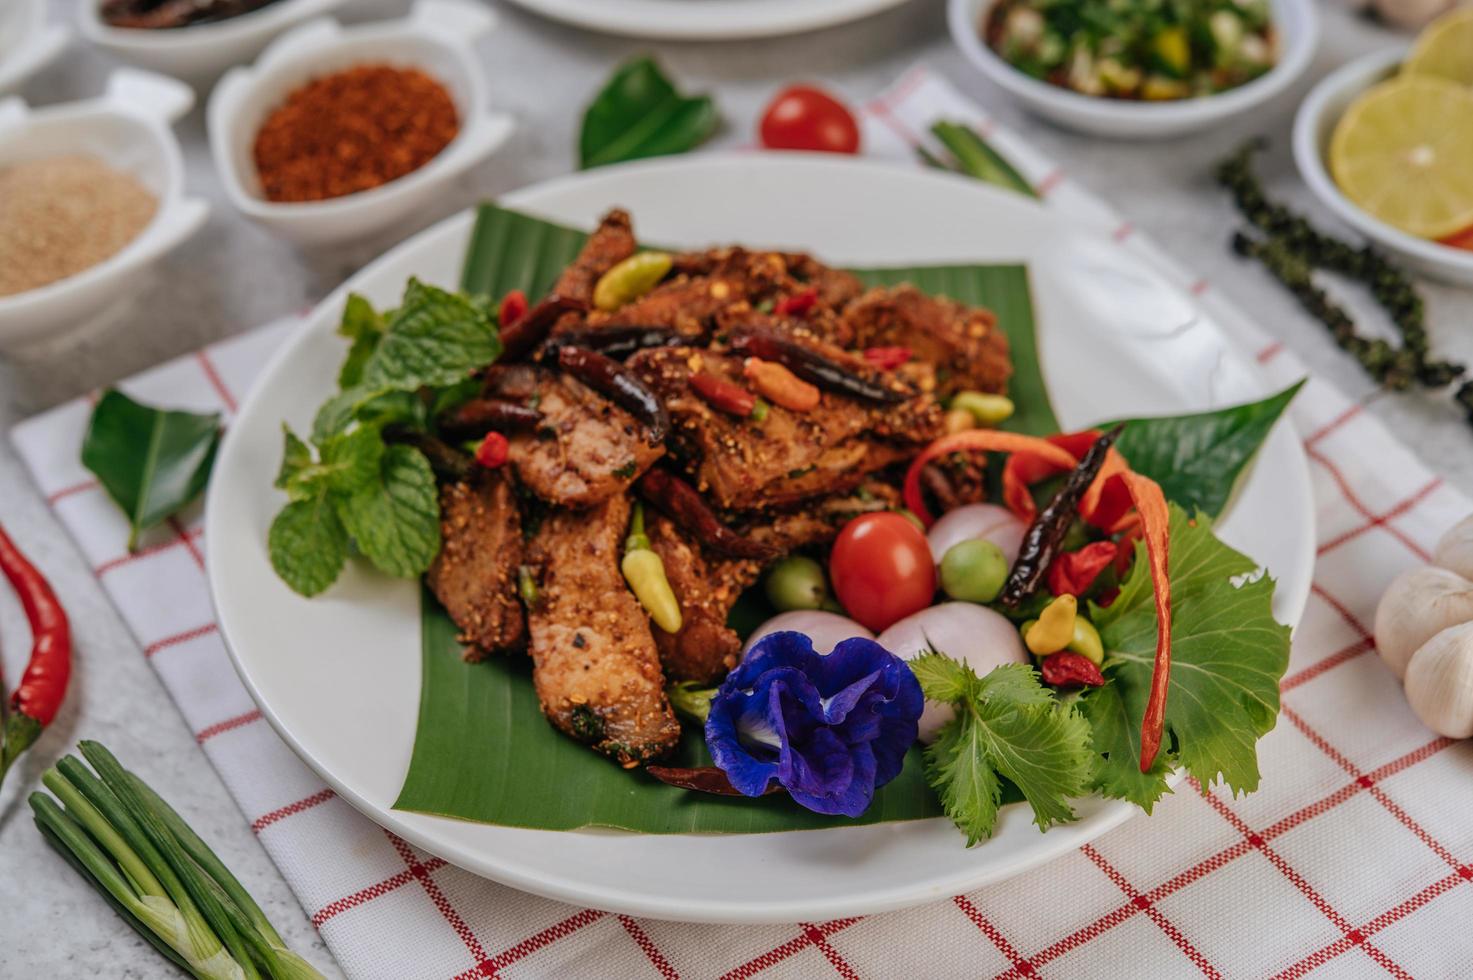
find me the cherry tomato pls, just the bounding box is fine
[829,512,936,633]
[758,85,861,155]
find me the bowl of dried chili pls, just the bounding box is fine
[206,0,514,247]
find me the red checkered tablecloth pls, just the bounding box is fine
[12,68,1473,979]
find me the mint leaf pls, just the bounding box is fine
[275,426,313,493]
[337,444,440,578]
[923,658,1094,845]
[580,57,718,169]
[268,492,348,596]
[361,280,501,393]
[338,293,386,388]
[276,425,383,502]
[312,386,374,443]
[1087,505,1290,802]
[81,389,221,550]
[1111,382,1302,519]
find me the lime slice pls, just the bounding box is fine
[1403,6,1473,87]
[1330,76,1473,239]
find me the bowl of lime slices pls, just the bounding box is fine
[1293,7,1473,286]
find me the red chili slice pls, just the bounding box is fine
[773,288,818,317]
[689,372,757,417]
[1122,471,1172,773]
[1047,540,1118,598]
[498,289,528,327]
[903,431,1078,527]
[862,346,912,371]
[475,431,510,469]
[1040,652,1105,689]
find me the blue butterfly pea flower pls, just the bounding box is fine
[705,631,923,817]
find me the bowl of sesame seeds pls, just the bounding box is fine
[0,68,209,355]
[206,0,515,247]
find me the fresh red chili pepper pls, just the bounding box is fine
[689,371,757,417]
[498,289,528,328]
[1122,471,1172,773]
[773,288,818,317]
[903,430,1078,527]
[1047,540,1118,598]
[0,524,71,786]
[863,346,912,371]
[475,431,510,469]
[1040,652,1105,689]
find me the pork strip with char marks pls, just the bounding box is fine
[484,364,663,507]
[648,482,901,683]
[552,209,636,305]
[841,285,1012,398]
[425,473,525,661]
[527,495,681,765]
[626,347,940,510]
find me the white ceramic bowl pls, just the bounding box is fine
[0,0,69,95]
[79,0,354,86]
[0,69,209,356]
[207,0,514,248]
[1294,47,1473,287]
[948,0,1319,139]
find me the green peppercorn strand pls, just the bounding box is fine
[1217,141,1465,401]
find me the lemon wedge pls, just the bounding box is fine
[1403,6,1473,87]
[1330,76,1473,240]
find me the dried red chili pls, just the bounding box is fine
[773,288,818,317]
[1040,652,1105,689]
[0,524,71,786]
[863,346,912,371]
[253,65,459,203]
[498,289,528,327]
[475,432,510,469]
[689,372,757,417]
[1047,541,1118,598]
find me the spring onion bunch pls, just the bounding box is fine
[29,741,324,980]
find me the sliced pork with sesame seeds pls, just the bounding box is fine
[526,494,681,766]
[841,285,1012,398]
[425,473,525,660]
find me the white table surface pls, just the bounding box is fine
[2,0,1471,975]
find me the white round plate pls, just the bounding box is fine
[498,0,911,40]
[208,155,1314,924]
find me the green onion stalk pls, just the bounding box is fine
[29,741,325,980]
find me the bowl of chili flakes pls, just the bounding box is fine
[206,0,515,247]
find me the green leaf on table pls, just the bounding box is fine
[268,491,348,598]
[928,121,1038,199]
[81,389,222,550]
[361,279,501,393]
[1085,504,1290,809]
[579,56,719,170]
[338,444,440,579]
[337,293,387,388]
[1111,381,1303,519]
[923,661,1094,845]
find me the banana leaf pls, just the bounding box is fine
[393,204,1056,832]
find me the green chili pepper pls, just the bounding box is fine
[593,252,673,312]
[622,502,683,633]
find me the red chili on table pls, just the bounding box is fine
[0,524,72,785]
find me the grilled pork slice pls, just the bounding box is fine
[484,365,663,508]
[626,347,940,511]
[841,285,1012,398]
[551,208,636,305]
[426,474,525,661]
[527,495,681,766]
[648,483,900,683]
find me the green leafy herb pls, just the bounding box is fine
[579,57,718,170]
[337,293,386,388]
[337,444,441,579]
[1112,382,1302,518]
[80,389,222,550]
[361,279,501,392]
[915,657,1094,845]
[268,487,349,598]
[1085,504,1290,809]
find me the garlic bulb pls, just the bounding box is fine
[1373,0,1455,29]
[1374,566,1473,679]
[1433,514,1473,581]
[1403,622,1473,738]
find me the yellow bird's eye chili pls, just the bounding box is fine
[1122,471,1172,773]
[622,502,683,634]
